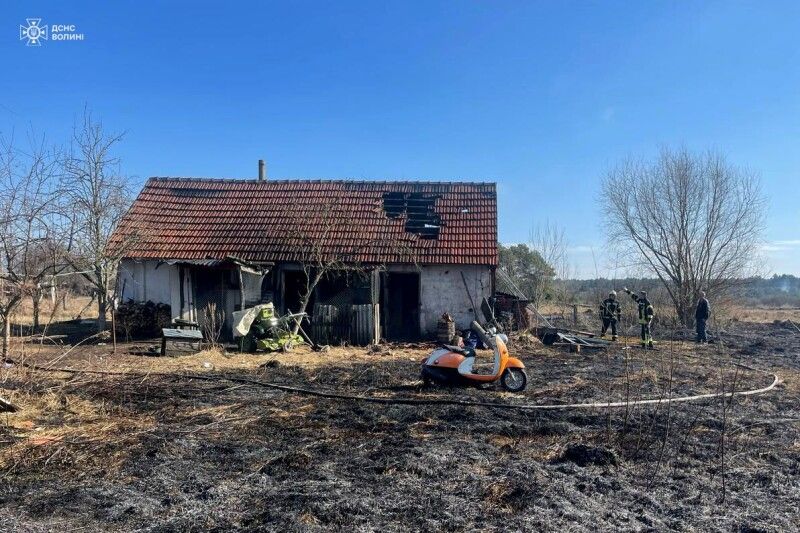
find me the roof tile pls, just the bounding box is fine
[112,178,498,266]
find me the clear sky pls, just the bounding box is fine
[3,1,799,277]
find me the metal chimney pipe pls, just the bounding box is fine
[258,159,266,181]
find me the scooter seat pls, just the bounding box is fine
[442,345,475,357]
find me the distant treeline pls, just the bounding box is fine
[729,275,800,307]
[565,275,800,307]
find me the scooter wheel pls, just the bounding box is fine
[500,368,527,392]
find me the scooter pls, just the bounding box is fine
[420,321,528,392]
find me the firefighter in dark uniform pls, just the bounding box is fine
[599,290,621,340]
[623,287,655,349]
[695,291,710,343]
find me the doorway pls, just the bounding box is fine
[382,272,420,341]
[281,270,310,315]
[192,267,234,338]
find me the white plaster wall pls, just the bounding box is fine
[418,265,492,336]
[143,262,172,304]
[117,259,142,302]
[116,260,492,335]
[117,259,184,320]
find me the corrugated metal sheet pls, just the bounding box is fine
[351,304,377,345]
[310,303,379,346]
[111,178,498,266]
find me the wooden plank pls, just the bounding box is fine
[372,303,380,344]
[162,327,203,356]
[562,328,596,337]
[313,304,341,345]
[162,328,203,340]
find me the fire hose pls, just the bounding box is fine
[3,358,780,411]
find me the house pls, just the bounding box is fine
[112,176,497,342]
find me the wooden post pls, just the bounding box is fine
[372,303,380,344]
[572,304,578,325]
[381,271,389,339]
[238,266,246,311]
[111,303,117,354]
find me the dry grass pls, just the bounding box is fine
[0,373,157,477]
[17,342,433,376]
[728,306,800,324]
[1,322,798,531]
[537,302,593,316]
[540,300,800,329]
[13,295,97,326]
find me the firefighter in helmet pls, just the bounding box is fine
[623,287,655,349]
[599,290,621,340]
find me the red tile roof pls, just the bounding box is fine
[113,178,498,266]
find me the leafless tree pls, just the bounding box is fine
[284,199,413,337]
[202,302,226,350]
[0,133,64,357]
[529,220,574,308]
[602,148,766,325]
[62,109,134,332]
[285,202,367,337]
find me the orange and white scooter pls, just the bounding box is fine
[421,321,528,392]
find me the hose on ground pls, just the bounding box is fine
[4,358,781,411]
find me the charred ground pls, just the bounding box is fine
[1,321,798,532]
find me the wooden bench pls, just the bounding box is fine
[161,328,203,356]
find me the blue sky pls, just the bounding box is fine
[3,1,799,276]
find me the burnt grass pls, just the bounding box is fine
[2,322,799,532]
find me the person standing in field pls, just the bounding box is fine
[599,290,621,340]
[623,287,655,349]
[695,291,710,343]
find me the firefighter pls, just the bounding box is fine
[599,290,621,340]
[695,291,710,343]
[623,287,655,349]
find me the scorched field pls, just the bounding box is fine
[1,322,799,532]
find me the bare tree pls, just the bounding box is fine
[62,109,134,332]
[284,199,413,337]
[601,148,766,325]
[0,134,63,356]
[286,202,367,337]
[529,220,573,307]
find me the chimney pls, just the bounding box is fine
[258,159,266,181]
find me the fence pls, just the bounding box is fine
[311,303,379,345]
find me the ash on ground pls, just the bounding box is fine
[1,322,798,532]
